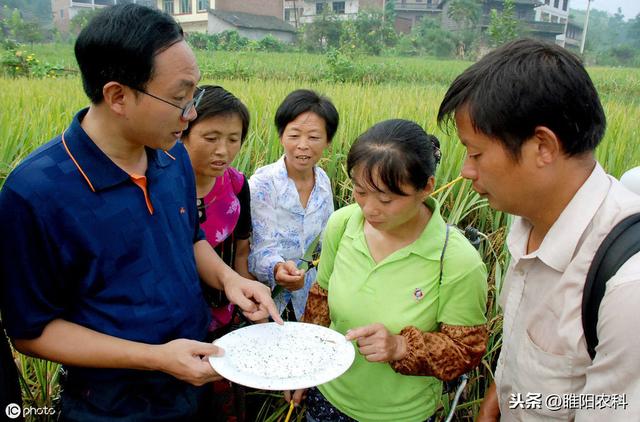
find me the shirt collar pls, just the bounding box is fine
[344,196,448,262]
[274,155,289,181]
[63,108,175,192]
[407,197,448,260]
[507,163,610,272]
[273,154,331,195]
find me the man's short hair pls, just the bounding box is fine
[437,38,606,159]
[75,4,184,104]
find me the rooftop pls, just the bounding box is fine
[210,10,296,33]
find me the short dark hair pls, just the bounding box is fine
[437,38,606,159]
[75,4,184,104]
[183,85,251,143]
[274,89,339,142]
[347,119,441,196]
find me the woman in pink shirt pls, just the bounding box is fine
[182,85,253,421]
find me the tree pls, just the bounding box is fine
[70,8,101,34]
[6,7,22,39]
[411,16,457,58]
[0,5,10,40]
[570,6,637,65]
[0,0,51,26]
[20,21,43,44]
[384,0,396,24]
[301,9,342,52]
[579,9,611,52]
[340,9,396,55]
[447,0,481,58]
[448,0,481,30]
[487,0,520,47]
[257,34,285,52]
[2,7,45,43]
[216,30,249,51]
[628,13,640,49]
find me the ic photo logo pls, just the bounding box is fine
[5,403,56,419]
[5,403,21,419]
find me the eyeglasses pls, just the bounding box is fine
[134,87,205,119]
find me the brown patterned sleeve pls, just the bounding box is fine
[389,324,487,381]
[301,283,330,327]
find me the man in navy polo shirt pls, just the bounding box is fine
[0,4,281,420]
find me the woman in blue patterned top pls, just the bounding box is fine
[248,89,338,320]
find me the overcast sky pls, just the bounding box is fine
[573,0,640,20]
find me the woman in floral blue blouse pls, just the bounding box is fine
[248,89,339,320]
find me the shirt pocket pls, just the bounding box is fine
[513,330,578,420]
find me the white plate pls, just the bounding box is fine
[209,322,355,390]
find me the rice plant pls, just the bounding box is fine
[1,46,639,421]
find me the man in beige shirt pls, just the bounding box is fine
[437,39,640,421]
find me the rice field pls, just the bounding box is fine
[2,46,640,421]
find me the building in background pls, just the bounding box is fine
[283,0,384,27]
[564,21,582,48]
[394,0,443,34]
[52,0,583,50]
[438,0,565,44]
[208,10,296,42]
[534,0,571,44]
[535,0,569,23]
[155,0,295,41]
[52,0,154,33]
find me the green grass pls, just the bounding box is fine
[2,45,640,421]
[24,43,640,102]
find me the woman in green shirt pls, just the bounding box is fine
[298,119,489,422]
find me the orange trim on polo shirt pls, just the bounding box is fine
[163,150,176,160]
[130,173,154,215]
[62,129,157,215]
[61,131,96,193]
